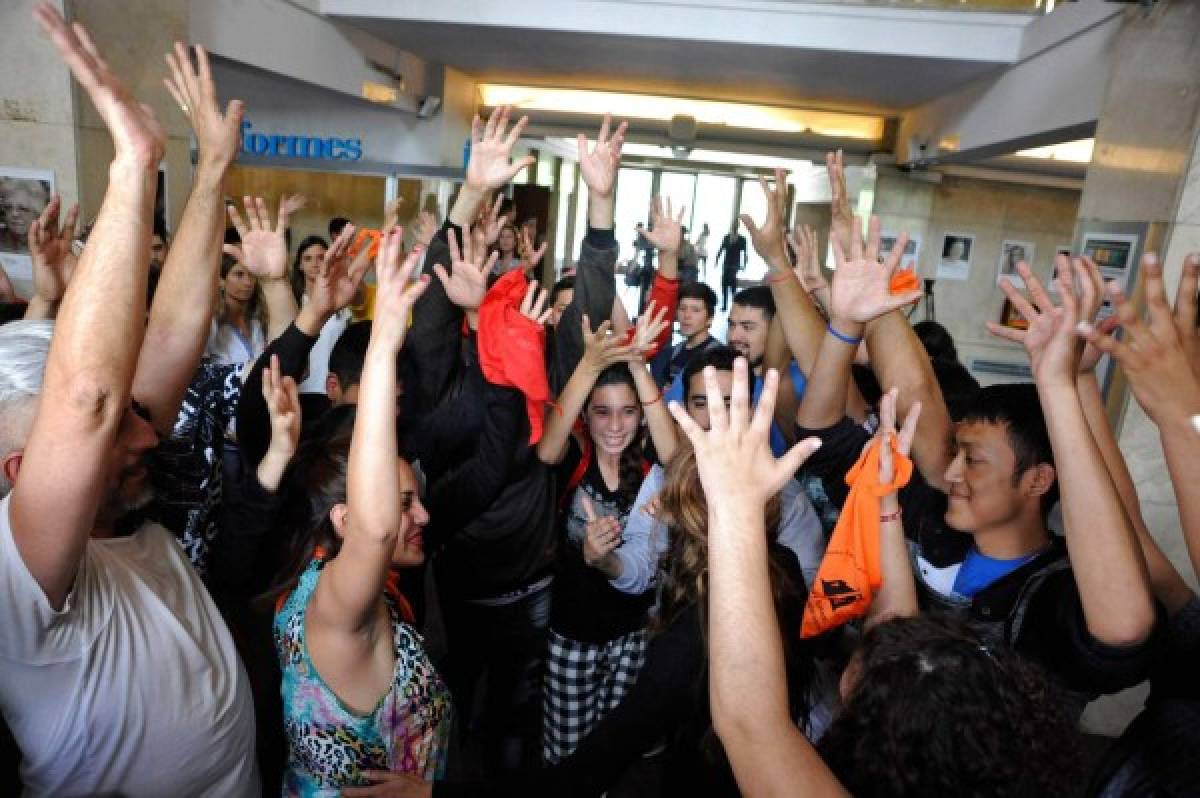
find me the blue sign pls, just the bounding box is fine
[241,121,363,161]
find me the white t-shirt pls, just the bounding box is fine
[0,494,259,797]
[298,303,350,395]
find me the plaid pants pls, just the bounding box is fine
[542,627,649,764]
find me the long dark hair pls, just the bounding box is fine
[291,234,329,304]
[582,364,646,510]
[261,409,354,607]
[818,614,1083,797]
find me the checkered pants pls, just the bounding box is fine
[542,627,649,764]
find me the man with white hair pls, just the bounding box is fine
[0,6,258,796]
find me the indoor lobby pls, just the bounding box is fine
[1,0,1198,795]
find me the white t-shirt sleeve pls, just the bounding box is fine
[0,494,85,662]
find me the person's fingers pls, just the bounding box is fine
[521,279,538,315]
[727,358,750,434]
[227,203,248,238]
[879,387,897,437]
[776,437,824,485]
[1074,257,1098,322]
[884,231,909,273]
[668,399,705,447]
[597,112,611,146]
[738,213,759,239]
[482,105,501,141]
[254,196,271,231]
[241,196,259,231]
[61,201,80,241]
[581,313,593,337]
[432,262,451,290]
[898,400,922,456]
[879,289,924,314]
[984,320,1027,344]
[1109,281,1150,347]
[504,155,537,184]
[750,367,779,440]
[260,364,275,404]
[849,214,865,263]
[1020,263,1054,315]
[1077,320,1134,364]
[1141,255,1176,340]
[221,243,243,261]
[1054,256,1079,322]
[998,277,1038,324]
[581,495,597,522]
[503,114,530,151]
[194,45,215,107]
[483,249,500,275]
[1174,253,1199,330]
[576,132,588,164]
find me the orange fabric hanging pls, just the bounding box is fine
[889,269,919,295]
[801,435,913,638]
[477,269,550,445]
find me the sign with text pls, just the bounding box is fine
[240,121,362,161]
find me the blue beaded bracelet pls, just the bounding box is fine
[826,323,863,346]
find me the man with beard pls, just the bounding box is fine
[0,8,258,796]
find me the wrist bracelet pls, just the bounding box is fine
[642,392,662,406]
[880,509,902,523]
[767,271,793,285]
[826,322,863,346]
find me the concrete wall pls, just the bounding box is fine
[873,171,1080,376]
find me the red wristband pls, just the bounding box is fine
[880,509,902,523]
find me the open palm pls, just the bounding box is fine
[830,216,919,324]
[643,196,684,253]
[228,196,290,279]
[433,227,495,311]
[578,114,627,197]
[465,107,534,192]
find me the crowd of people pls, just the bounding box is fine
[1,5,1199,796]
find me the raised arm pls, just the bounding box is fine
[316,229,428,631]
[626,303,675,463]
[551,116,627,390]
[1005,258,1156,646]
[10,5,166,609]
[132,43,242,435]
[1078,253,1200,586]
[743,172,827,378]
[536,316,637,465]
[669,359,840,797]
[225,196,297,342]
[864,389,920,629]
[796,216,920,431]
[992,255,1194,613]
[24,195,79,320]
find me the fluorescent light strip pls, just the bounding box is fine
[479,84,884,141]
[1014,138,1094,163]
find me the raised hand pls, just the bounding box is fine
[519,279,553,327]
[989,259,1082,386]
[643,195,685,254]
[163,42,243,169]
[790,224,829,306]
[826,150,854,257]
[829,216,921,326]
[465,106,535,193]
[577,113,628,198]
[309,224,369,319]
[629,299,669,358]
[35,3,165,167]
[668,358,822,506]
[226,196,290,280]
[477,193,506,246]
[381,196,402,233]
[432,227,496,311]
[518,225,548,271]
[373,227,430,353]
[262,354,302,457]
[28,195,79,303]
[411,210,439,250]
[580,314,638,374]
[740,169,789,266]
[876,387,921,485]
[1172,253,1199,379]
[281,193,307,217]
[1077,254,1200,425]
[581,496,622,567]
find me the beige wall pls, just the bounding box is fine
[874,171,1080,375]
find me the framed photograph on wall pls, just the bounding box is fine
[995,239,1036,289]
[880,232,921,272]
[936,232,973,281]
[0,166,56,282]
[1048,245,1072,293]
[998,298,1029,331]
[1081,231,1139,288]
